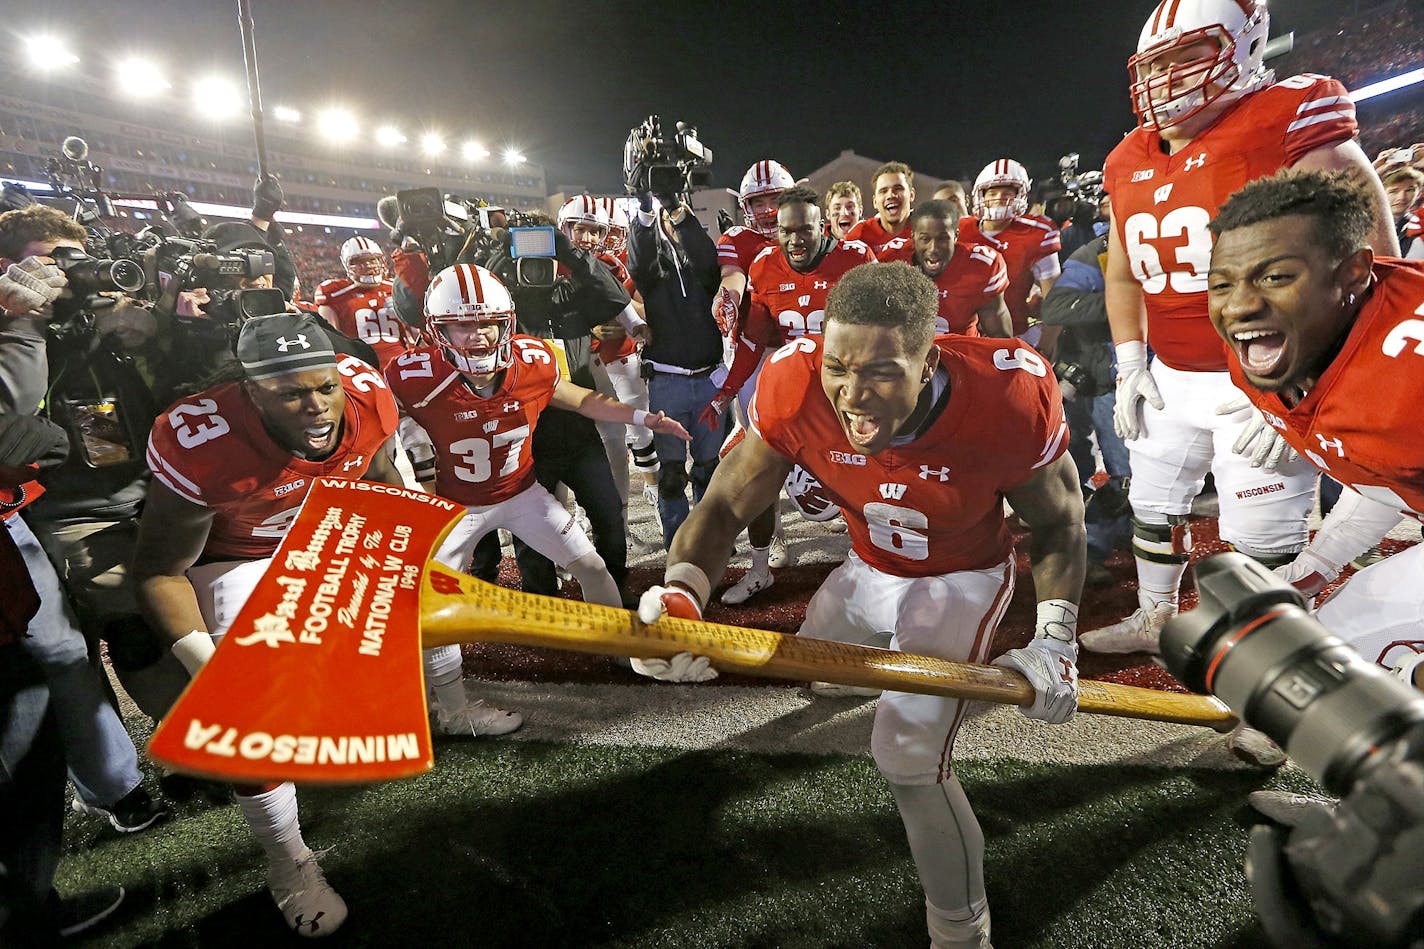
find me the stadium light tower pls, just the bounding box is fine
[193,76,243,120]
[317,108,358,144]
[376,125,407,147]
[502,147,526,166]
[462,141,490,161]
[115,57,170,98]
[421,132,446,156]
[24,35,79,71]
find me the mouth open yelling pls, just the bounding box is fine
[1232,328,1288,378]
[303,421,338,454]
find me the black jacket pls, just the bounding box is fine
[627,209,723,372]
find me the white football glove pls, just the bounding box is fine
[1272,549,1341,599]
[1111,341,1163,441]
[1,257,67,316]
[633,585,718,682]
[993,638,1079,724]
[1217,396,1299,471]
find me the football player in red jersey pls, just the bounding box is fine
[1207,169,1424,688]
[386,264,694,680]
[314,237,419,370]
[131,312,403,937]
[845,161,916,254]
[878,199,1013,338]
[641,263,1085,948]
[825,180,863,240]
[703,187,875,601]
[932,180,970,223]
[1083,0,1399,683]
[960,158,1063,346]
[711,160,795,340]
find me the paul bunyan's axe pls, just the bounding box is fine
[147,478,1235,784]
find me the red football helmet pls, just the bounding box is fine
[739,160,796,237]
[1129,0,1270,132]
[424,264,517,375]
[341,236,388,286]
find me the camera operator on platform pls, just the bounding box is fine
[388,199,644,600]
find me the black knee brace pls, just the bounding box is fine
[658,463,688,500]
[1131,515,1192,565]
[689,460,717,493]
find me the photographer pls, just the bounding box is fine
[1040,227,1132,586]
[625,157,727,548]
[0,204,167,832]
[389,200,641,598]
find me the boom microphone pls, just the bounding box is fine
[61,136,89,162]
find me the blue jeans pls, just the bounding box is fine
[10,515,142,808]
[648,372,727,548]
[1066,391,1133,564]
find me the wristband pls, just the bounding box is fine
[172,629,216,676]
[1114,340,1147,372]
[664,561,711,609]
[632,409,651,428]
[1034,599,1079,643]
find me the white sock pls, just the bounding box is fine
[749,545,770,575]
[423,644,466,716]
[235,782,306,866]
[1135,557,1186,611]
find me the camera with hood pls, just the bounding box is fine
[623,114,713,198]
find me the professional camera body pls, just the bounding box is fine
[1052,358,1096,401]
[1053,152,1105,204]
[1161,553,1424,948]
[391,187,557,288]
[623,114,713,198]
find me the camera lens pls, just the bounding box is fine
[107,258,146,294]
[1162,553,1424,793]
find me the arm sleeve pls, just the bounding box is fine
[0,317,49,415]
[675,215,722,291]
[1040,257,1108,326]
[627,217,664,287]
[1280,77,1359,164]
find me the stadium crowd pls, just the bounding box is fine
[3,0,1424,944]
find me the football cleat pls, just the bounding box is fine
[768,533,791,570]
[435,700,524,737]
[268,848,348,938]
[1079,601,1176,654]
[721,569,774,605]
[1247,789,1335,827]
[1226,723,1286,769]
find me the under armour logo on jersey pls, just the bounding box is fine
[275,334,310,352]
[918,465,951,482]
[503,401,521,413]
[1315,433,1346,457]
[798,294,812,306]
[878,482,907,500]
[1153,183,1174,205]
[341,455,365,471]
[813,280,828,289]
[1183,152,1207,171]
[483,421,499,434]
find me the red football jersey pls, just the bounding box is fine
[844,216,912,255]
[1104,74,1358,372]
[722,240,875,394]
[716,226,774,274]
[314,278,422,370]
[958,215,1061,336]
[750,335,1068,576]
[1225,258,1424,520]
[146,356,399,561]
[384,336,560,507]
[877,238,1009,335]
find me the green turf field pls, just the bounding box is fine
[59,713,1324,948]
